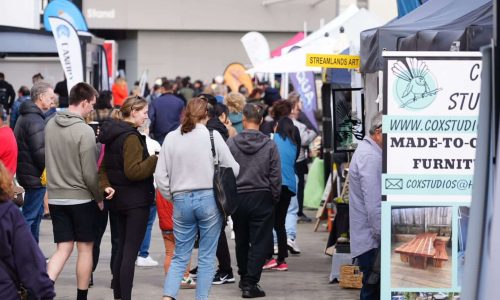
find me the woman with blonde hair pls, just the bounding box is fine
[155,97,239,300]
[224,92,246,134]
[98,96,158,300]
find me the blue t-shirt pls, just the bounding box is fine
[273,133,297,194]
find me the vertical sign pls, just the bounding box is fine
[381,52,481,299]
[290,71,318,130]
[48,17,84,92]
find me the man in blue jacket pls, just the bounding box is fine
[148,81,185,145]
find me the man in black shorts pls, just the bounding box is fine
[45,82,114,300]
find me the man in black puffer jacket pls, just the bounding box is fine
[14,81,55,243]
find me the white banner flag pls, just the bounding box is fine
[240,31,270,66]
[241,31,271,82]
[48,16,84,93]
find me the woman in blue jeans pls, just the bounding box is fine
[155,98,239,300]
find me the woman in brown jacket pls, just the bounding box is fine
[98,96,158,300]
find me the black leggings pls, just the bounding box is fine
[112,206,149,300]
[273,186,294,262]
[216,227,233,273]
[93,201,119,273]
[296,159,308,216]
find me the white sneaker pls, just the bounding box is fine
[287,239,301,255]
[136,255,159,267]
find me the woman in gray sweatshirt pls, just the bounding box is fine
[155,98,239,300]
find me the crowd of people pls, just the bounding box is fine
[0,71,323,300]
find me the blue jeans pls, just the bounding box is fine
[285,194,298,240]
[163,189,222,300]
[22,187,46,243]
[138,202,157,257]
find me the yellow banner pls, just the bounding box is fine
[306,54,360,69]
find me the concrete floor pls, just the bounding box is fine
[38,212,359,300]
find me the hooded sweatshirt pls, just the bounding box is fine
[0,201,55,299]
[227,129,281,203]
[45,111,101,203]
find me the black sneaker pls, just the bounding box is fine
[297,213,312,223]
[242,284,266,298]
[189,266,198,279]
[212,271,235,285]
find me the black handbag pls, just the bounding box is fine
[209,130,237,220]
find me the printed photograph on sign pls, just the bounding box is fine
[391,206,452,288]
[457,206,469,287]
[391,292,460,300]
[332,88,365,152]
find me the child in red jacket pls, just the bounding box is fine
[156,190,194,288]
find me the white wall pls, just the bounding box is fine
[368,0,397,22]
[83,0,336,32]
[0,58,63,91]
[134,30,294,84]
[117,33,138,89]
[0,0,40,29]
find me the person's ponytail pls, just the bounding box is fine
[114,96,148,121]
[111,108,123,121]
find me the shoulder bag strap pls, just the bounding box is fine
[208,129,217,165]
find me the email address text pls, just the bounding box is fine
[405,179,472,190]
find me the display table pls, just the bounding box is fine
[329,251,352,282]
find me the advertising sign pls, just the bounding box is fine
[48,17,84,93]
[306,54,360,69]
[381,52,481,300]
[223,63,254,95]
[383,53,481,203]
[290,71,318,130]
[44,0,89,32]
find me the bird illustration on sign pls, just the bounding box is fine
[391,58,441,109]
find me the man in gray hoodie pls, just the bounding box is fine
[227,103,281,298]
[45,82,114,300]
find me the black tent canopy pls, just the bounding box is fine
[360,0,492,73]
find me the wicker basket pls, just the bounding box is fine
[339,264,363,289]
